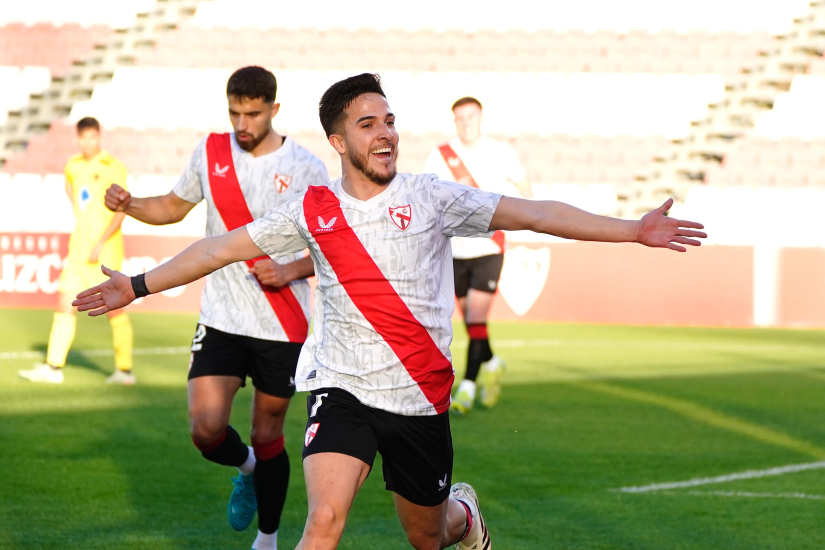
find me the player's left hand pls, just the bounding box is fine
[87,243,103,264]
[72,265,136,316]
[636,199,707,252]
[250,259,294,288]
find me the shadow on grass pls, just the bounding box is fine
[28,343,110,376]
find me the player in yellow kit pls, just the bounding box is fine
[19,117,135,384]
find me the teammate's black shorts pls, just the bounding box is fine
[453,253,504,298]
[187,324,302,398]
[302,388,453,507]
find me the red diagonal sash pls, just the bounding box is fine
[438,143,505,253]
[206,133,308,343]
[303,186,453,414]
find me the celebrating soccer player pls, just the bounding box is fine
[74,73,706,550]
[102,67,328,550]
[19,117,134,385]
[424,96,530,416]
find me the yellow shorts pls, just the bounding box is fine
[58,257,122,296]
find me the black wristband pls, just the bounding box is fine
[131,273,150,299]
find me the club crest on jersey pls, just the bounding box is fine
[79,187,91,210]
[447,156,461,168]
[274,173,292,193]
[213,163,229,177]
[305,423,320,447]
[389,205,412,231]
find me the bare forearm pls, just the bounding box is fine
[126,195,192,225]
[533,201,639,242]
[144,228,262,294]
[95,212,125,247]
[286,255,315,281]
[491,198,640,243]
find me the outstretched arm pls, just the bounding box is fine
[489,197,706,252]
[73,227,263,316]
[105,185,196,225]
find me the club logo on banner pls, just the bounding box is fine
[498,246,551,316]
[389,205,412,231]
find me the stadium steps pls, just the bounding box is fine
[0,23,112,75]
[627,0,825,218]
[0,0,211,168]
[134,25,768,76]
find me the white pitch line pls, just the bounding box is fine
[0,347,189,361]
[451,338,825,355]
[615,461,825,493]
[673,490,825,501]
[3,338,822,361]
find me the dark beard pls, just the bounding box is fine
[348,146,397,185]
[236,128,269,152]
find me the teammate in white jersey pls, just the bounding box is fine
[75,73,706,550]
[424,96,531,416]
[103,67,328,550]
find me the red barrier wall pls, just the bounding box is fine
[492,242,753,326]
[777,248,825,327]
[0,233,202,312]
[2,232,822,328]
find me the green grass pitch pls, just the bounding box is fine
[1,308,824,549]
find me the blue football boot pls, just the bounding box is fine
[227,472,257,531]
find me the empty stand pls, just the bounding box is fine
[136,25,771,78]
[63,68,725,137]
[1,122,669,189]
[0,66,52,125]
[0,23,112,75]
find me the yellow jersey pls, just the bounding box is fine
[64,150,127,264]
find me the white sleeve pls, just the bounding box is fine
[246,197,309,260]
[172,140,206,204]
[504,143,526,184]
[431,178,502,238]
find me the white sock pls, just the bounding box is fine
[238,446,256,476]
[483,356,501,372]
[252,530,277,550]
[458,379,476,400]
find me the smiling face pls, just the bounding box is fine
[333,92,399,185]
[228,95,279,152]
[453,102,483,145]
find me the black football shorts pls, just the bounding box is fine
[453,253,504,298]
[302,388,454,507]
[187,324,302,398]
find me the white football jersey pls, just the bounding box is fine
[247,173,503,416]
[424,136,525,259]
[174,133,329,341]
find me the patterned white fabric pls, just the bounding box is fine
[174,133,329,340]
[424,136,525,259]
[247,173,503,415]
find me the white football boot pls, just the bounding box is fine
[19,362,64,384]
[106,370,136,385]
[450,482,491,550]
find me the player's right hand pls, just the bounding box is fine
[72,265,136,316]
[105,184,132,212]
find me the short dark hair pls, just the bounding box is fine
[319,73,386,138]
[226,66,277,103]
[76,117,100,133]
[452,97,482,111]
